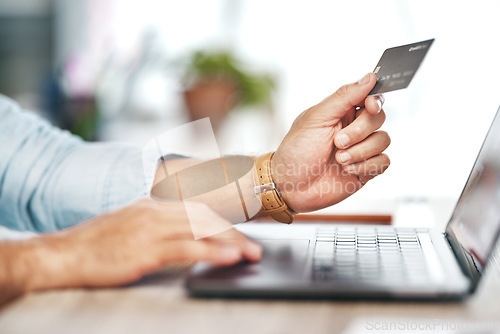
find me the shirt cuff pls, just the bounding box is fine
[0,226,38,240]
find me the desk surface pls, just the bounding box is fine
[1,208,500,334]
[0,258,499,334]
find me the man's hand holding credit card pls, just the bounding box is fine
[368,39,434,96]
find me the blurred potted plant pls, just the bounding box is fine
[181,50,275,131]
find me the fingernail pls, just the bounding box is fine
[246,241,263,257]
[337,133,350,148]
[357,73,371,85]
[338,151,351,163]
[375,94,385,113]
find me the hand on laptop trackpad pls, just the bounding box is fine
[191,239,310,281]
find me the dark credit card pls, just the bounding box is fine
[368,39,434,95]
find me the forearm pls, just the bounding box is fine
[152,156,267,223]
[0,240,41,307]
[0,234,90,308]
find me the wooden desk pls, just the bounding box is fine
[0,255,499,334]
[1,222,500,333]
[257,213,393,224]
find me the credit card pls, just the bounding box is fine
[368,39,434,95]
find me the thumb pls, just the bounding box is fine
[322,73,377,120]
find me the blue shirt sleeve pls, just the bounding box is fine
[0,95,148,233]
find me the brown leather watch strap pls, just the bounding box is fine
[253,152,294,224]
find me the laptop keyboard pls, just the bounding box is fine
[313,227,430,284]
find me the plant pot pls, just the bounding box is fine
[182,79,239,132]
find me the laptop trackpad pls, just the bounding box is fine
[189,239,311,284]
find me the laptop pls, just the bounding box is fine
[186,107,500,300]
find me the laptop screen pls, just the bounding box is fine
[446,107,500,281]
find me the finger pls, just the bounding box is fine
[318,73,377,121]
[341,109,356,128]
[209,238,262,263]
[242,240,263,262]
[206,228,263,262]
[335,131,391,165]
[355,106,364,118]
[92,241,246,286]
[148,200,260,262]
[183,203,262,261]
[136,201,230,241]
[364,94,385,115]
[159,240,245,266]
[334,109,386,149]
[341,154,391,181]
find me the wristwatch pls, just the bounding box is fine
[253,152,294,224]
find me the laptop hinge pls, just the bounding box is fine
[444,230,480,289]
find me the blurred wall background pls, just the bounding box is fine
[1,0,500,216]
